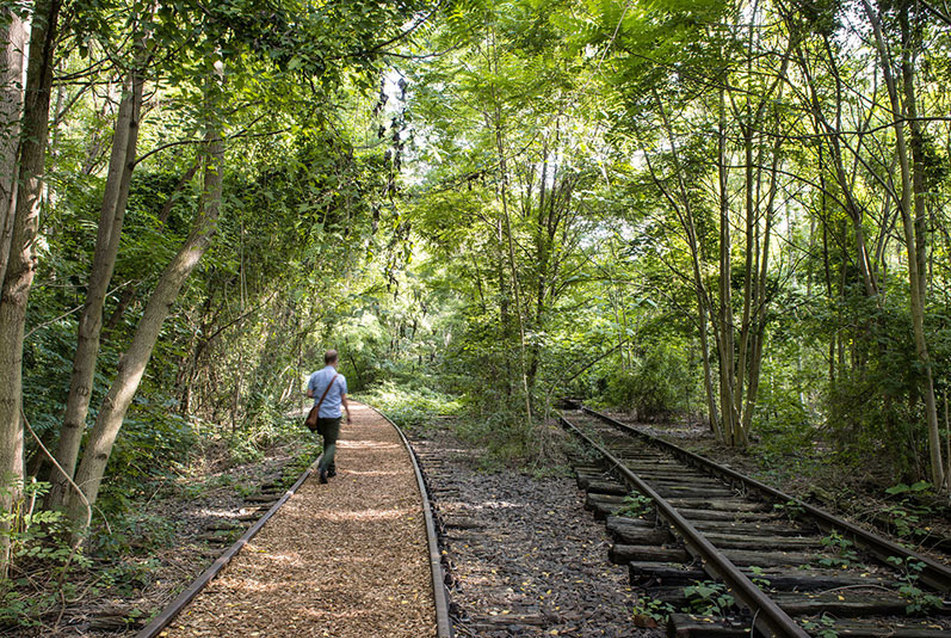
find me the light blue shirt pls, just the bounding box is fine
[308,366,347,418]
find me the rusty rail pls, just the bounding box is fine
[136,453,323,638]
[369,405,454,638]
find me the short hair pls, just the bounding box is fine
[324,349,339,365]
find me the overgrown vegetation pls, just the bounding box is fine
[616,493,654,519]
[682,580,736,617]
[2,0,951,631]
[887,556,945,613]
[356,381,463,433]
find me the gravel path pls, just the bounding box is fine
[411,428,663,638]
[162,403,436,638]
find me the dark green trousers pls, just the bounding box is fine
[317,417,341,472]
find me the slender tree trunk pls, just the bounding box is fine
[791,31,879,298]
[900,17,928,301]
[899,2,943,487]
[741,131,780,434]
[697,301,720,438]
[647,89,721,440]
[823,31,880,300]
[101,160,200,338]
[610,286,627,371]
[0,9,26,282]
[494,215,513,396]
[716,86,741,446]
[488,28,532,423]
[496,130,533,421]
[0,0,61,577]
[65,117,224,536]
[49,71,144,508]
[864,0,944,488]
[527,144,557,396]
[735,124,754,421]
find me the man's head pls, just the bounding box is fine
[324,349,339,366]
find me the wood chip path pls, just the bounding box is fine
[161,403,436,638]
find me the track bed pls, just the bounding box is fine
[562,408,951,637]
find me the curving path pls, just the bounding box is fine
[160,403,436,638]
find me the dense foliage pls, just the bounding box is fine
[390,0,951,487]
[1,0,950,630]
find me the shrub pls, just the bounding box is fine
[603,343,693,419]
[96,395,197,515]
[356,379,462,431]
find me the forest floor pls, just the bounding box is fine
[408,423,663,638]
[598,409,951,564]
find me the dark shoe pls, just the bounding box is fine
[318,468,328,484]
[327,468,337,478]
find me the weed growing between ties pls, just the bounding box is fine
[636,579,754,630]
[616,493,653,519]
[632,594,674,628]
[772,499,806,521]
[816,531,860,569]
[799,613,838,638]
[886,556,944,613]
[682,580,736,617]
[748,566,772,589]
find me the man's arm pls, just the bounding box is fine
[341,394,351,422]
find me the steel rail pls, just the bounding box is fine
[370,404,455,638]
[582,406,951,592]
[559,414,810,638]
[136,452,324,638]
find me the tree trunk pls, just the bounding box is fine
[741,130,780,435]
[65,120,224,537]
[49,71,144,509]
[101,160,200,338]
[697,300,720,438]
[647,88,721,440]
[716,86,741,446]
[489,27,532,424]
[791,30,880,299]
[735,123,754,424]
[898,2,943,488]
[0,0,61,578]
[0,9,26,282]
[863,0,944,488]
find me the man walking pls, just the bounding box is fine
[307,349,351,484]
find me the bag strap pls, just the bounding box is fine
[314,372,339,413]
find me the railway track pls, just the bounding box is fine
[560,408,951,637]
[135,405,451,638]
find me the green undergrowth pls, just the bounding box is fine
[281,438,324,484]
[0,479,170,632]
[356,379,573,473]
[355,379,463,433]
[616,492,653,518]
